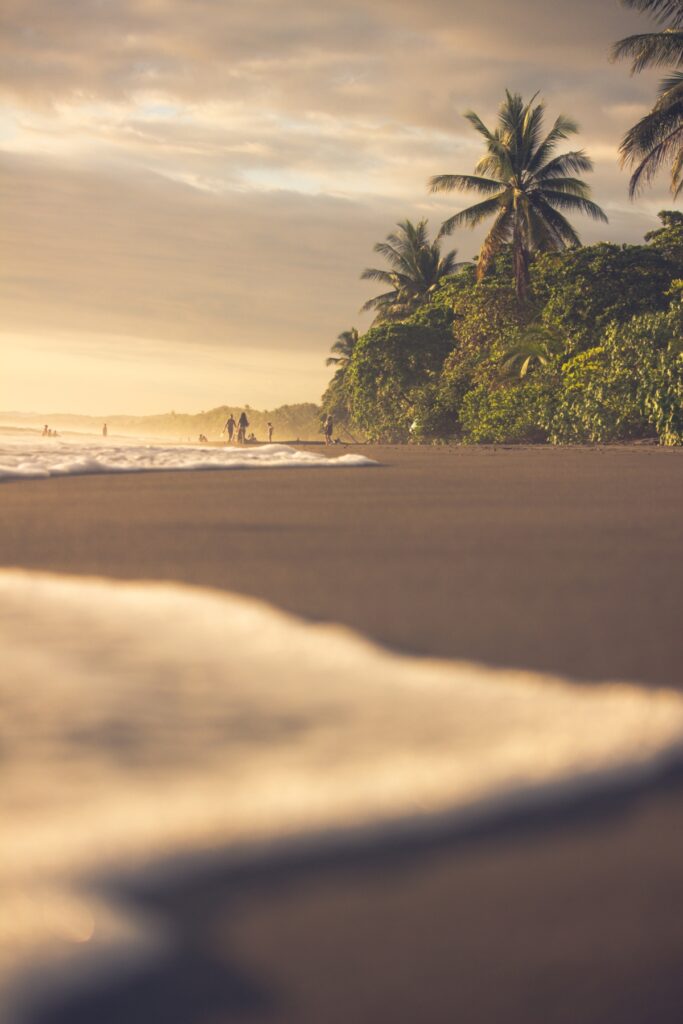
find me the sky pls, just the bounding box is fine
[0,0,675,415]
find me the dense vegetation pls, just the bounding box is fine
[322,212,683,445]
[321,2,682,446]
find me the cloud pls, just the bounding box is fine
[0,0,674,411]
[0,152,404,346]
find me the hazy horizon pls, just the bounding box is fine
[1,0,674,415]
[0,399,320,421]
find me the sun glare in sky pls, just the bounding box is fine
[0,0,670,414]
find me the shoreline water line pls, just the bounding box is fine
[0,438,377,482]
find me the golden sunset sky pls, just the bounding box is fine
[0,0,671,414]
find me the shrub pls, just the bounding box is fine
[550,298,683,444]
[460,376,554,444]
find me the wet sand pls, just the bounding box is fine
[2,444,683,1023]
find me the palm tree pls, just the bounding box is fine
[429,91,607,302]
[361,219,465,323]
[326,327,359,369]
[323,328,360,436]
[612,1,683,197]
[501,325,565,380]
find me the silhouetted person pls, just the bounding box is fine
[102,423,108,437]
[267,421,274,442]
[42,424,49,437]
[324,414,333,445]
[237,411,249,444]
[225,414,236,443]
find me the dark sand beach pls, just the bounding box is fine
[2,445,683,1023]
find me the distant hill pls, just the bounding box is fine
[1,403,324,442]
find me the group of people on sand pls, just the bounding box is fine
[222,412,274,445]
[41,424,59,437]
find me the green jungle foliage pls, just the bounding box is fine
[325,212,683,445]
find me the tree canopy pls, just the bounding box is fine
[361,220,465,323]
[323,212,683,446]
[429,92,607,301]
[614,0,683,195]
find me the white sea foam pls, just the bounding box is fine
[0,436,375,481]
[2,570,683,1019]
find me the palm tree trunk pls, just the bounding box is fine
[512,213,530,303]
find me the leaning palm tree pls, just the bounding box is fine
[361,219,465,323]
[612,0,683,196]
[323,328,360,438]
[429,91,607,302]
[326,327,359,369]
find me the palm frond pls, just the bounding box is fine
[519,99,546,166]
[541,190,609,222]
[612,30,683,73]
[429,173,505,194]
[501,324,566,379]
[523,201,568,251]
[533,150,594,179]
[620,0,683,29]
[371,243,410,272]
[532,199,583,247]
[438,193,508,237]
[621,94,683,156]
[360,267,396,284]
[463,110,496,142]
[360,289,400,313]
[627,123,683,194]
[536,176,592,197]
[657,69,683,95]
[527,117,581,174]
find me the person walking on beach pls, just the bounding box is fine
[225,414,236,443]
[324,414,334,445]
[102,423,108,437]
[237,410,249,444]
[267,421,274,443]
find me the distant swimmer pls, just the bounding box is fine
[324,414,334,445]
[102,423,108,437]
[237,411,249,444]
[225,414,236,443]
[267,421,274,443]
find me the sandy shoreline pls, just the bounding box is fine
[2,443,681,685]
[3,445,683,1023]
